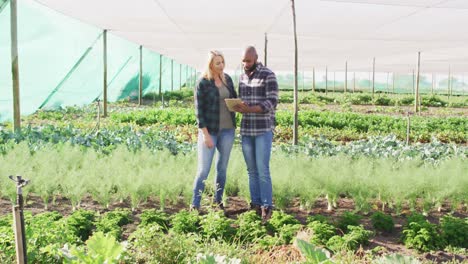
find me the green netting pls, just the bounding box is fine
[0,0,194,121]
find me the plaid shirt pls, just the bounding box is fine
[195,74,237,134]
[239,63,278,136]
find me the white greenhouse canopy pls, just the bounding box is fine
[34,0,468,73]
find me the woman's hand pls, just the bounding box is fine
[203,134,214,148]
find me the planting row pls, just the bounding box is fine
[0,125,465,162]
[0,143,465,214]
[0,208,466,263]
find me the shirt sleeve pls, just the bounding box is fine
[259,72,279,113]
[195,80,207,128]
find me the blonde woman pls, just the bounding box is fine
[191,50,237,211]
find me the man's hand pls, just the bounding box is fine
[203,134,214,148]
[233,102,251,113]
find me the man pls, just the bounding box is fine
[234,46,278,223]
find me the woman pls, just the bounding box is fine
[191,50,237,211]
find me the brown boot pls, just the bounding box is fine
[250,203,262,216]
[261,206,273,224]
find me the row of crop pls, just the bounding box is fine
[0,207,466,263]
[0,143,465,214]
[1,125,466,162]
[107,107,467,143]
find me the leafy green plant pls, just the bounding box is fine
[402,221,445,252]
[200,211,236,241]
[171,209,200,234]
[307,214,330,224]
[373,253,421,264]
[336,212,362,233]
[326,225,372,253]
[139,209,170,232]
[96,209,132,240]
[371,212,394,233]
[267,211,300,233]
[66,209,96,242]
[296,239,334,264]
[62,232,125,264]
[235,211,267,243]
[307,221,336,246]
[440,215,468,248]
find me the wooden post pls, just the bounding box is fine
[448,66,451,101]
[333,72,335,92]
[264,33,268,67]
[325,66,328,94]
[406,113,411,145]
[171,59,174,91]
[139,45,143,105]
[372,57,375,98]
[103,29,108,117]
[291,0,298,145]
[10,0,20,132]
[312,67,315,92]
[13,206,25,264]
[415,52,421,113]
[159,54,162,96]
[353,72,356,93]
[344,61,347,94]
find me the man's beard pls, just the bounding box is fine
[244,63,257,74]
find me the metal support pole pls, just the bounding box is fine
[372,57,375,98]
[291,0,298,145]
[179,64,182,91]
[171,59,174,91]
[139,45,143,105]
[9,175,30,264]
[159,54,162,96]
[353,72,356,93]
[11,0,21,132]
[415,52,421,113]
[103,29,108,117]
[312,67,315,92]
[344,61,348,94]
[264,33,268,67]
[325,66,328,94]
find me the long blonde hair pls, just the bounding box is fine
[202,50,226,84]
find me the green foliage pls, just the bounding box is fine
[371,212,394,233]
[62,232,125,264]
[267,211,300,233]
[421,95,447,107]
[96,209,132,240]
[235,211,267,243]
[276,224,302,245]
[373,96,394,106]
[66,209,96,242]
[326,225,373,253]
[25,211,80,264]
[128,225,198,264]
[200,211,236,241]
[139,209,170,232]
[296,239,334,264]
[171,209,200,234]
[440,215,468,248]
[336,212,362,233]
[402,221,445,252]
[307,221,337,246]
[351,94,373,105]
[307,214,330,224]
[373,253,421,264]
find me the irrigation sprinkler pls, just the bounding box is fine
[9,175,30,264]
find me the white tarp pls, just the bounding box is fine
[35,0,468,73]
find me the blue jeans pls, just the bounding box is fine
[191,128,235,208]
[241,131,273,208]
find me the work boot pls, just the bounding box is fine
[261,206,273,224]
[250,203,262,216]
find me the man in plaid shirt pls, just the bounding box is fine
[234,46,278,223]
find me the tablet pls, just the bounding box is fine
[224,98,242,112]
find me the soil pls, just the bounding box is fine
[1,194,466,263]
